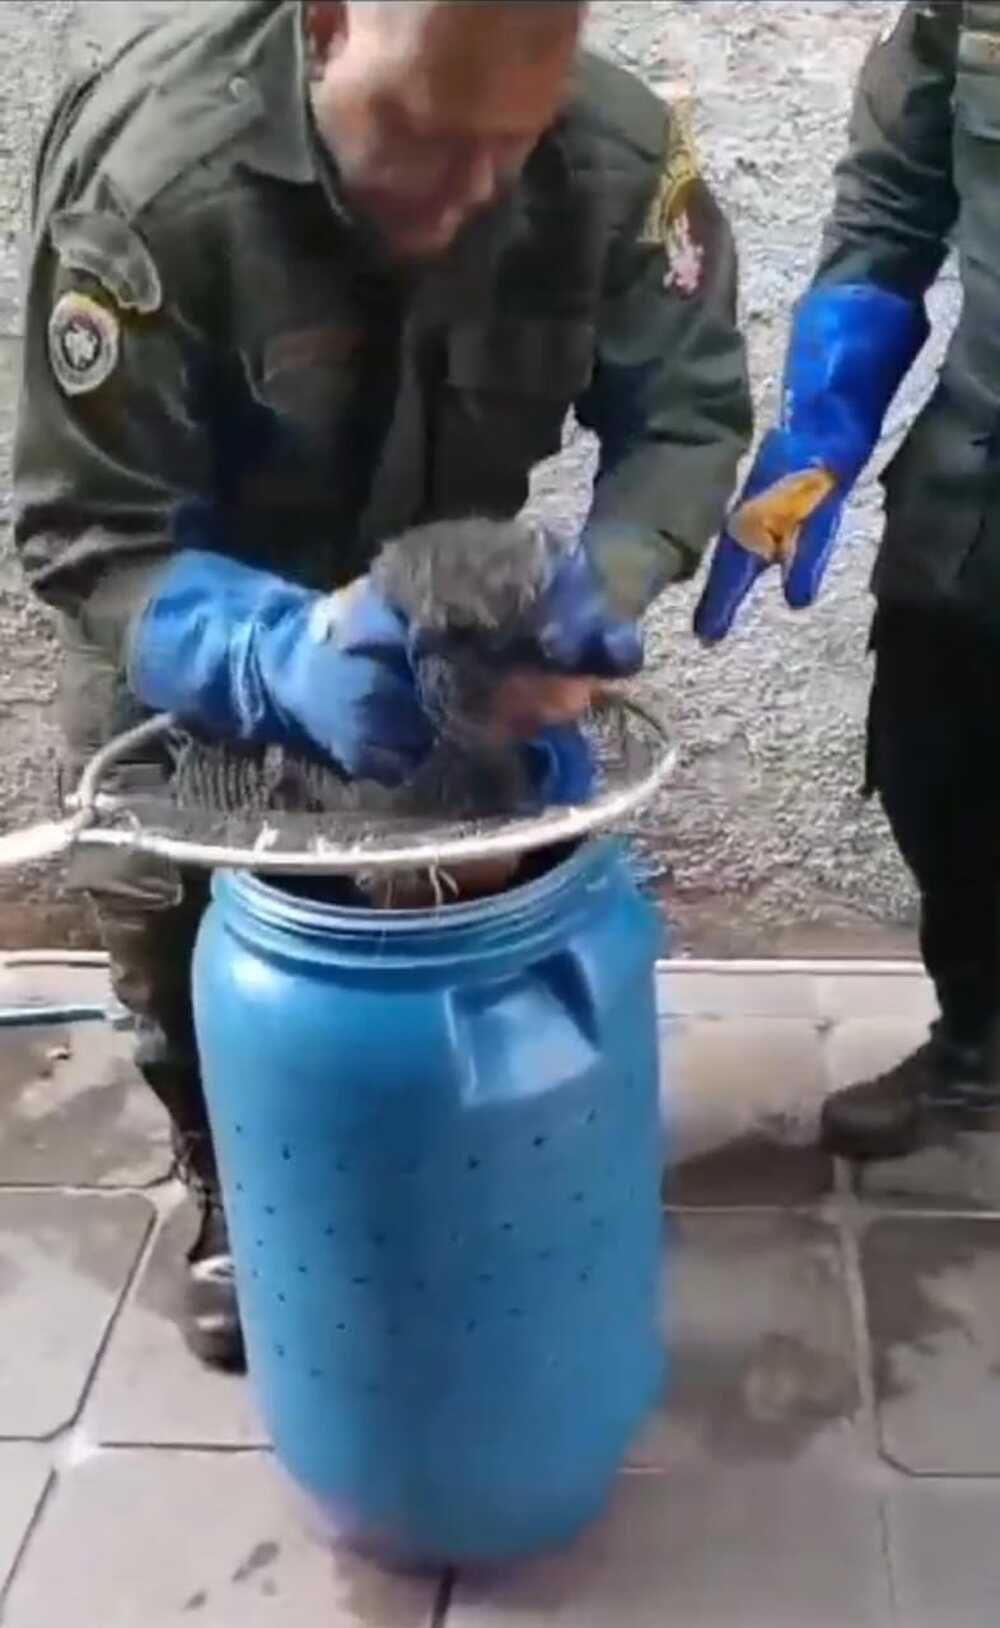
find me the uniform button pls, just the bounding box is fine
[229,74,249,101]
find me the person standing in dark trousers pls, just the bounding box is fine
[13,0,751,1367]
[695,1,1000,1159]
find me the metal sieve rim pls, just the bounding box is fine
[64,699,677,875]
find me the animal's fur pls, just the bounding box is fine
[359,516,561,904]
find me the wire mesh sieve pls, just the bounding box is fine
[0,696,675,879]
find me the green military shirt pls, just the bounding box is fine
[815,0,1000,620]
[13,0,751,756]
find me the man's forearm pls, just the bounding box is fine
[815,1,959,298]
[584,373,752,612]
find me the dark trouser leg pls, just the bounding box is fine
[55,620,218,1185]
[867,602,1000,1052]
[56,624,242,1366]
[68,845,244,1369]
[822,602,1000,1157]
[91,866,215,1190]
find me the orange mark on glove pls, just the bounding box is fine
[728,468,837,567]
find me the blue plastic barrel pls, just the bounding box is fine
[192,838,665,1566]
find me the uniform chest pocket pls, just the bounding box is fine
[445,318,594,464]
[248,326,364,451]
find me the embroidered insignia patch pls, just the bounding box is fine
[663,210,705,297]
[639,98,705,296]
[48,291,120,396]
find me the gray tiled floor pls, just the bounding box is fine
[88,1196,267,1447]
[0,1189,153,1437]
[449,1468,891,1628]
[885,1481,1000,1628]
[2,960,1000,1626]
[863,1217,1000,1475]
[1,1450,438,1628]
[0,1448,50,1591]
[0,1019,171,1188]
[631,1212,859,1472]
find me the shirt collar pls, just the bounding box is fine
[233,1,317,186]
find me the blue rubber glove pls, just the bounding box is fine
[524,542,645,679]
[128,546,434,785]
[693,283,929,643]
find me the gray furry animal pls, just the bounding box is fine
[372,516,552,643]
[365,515,559,821]
[357,515,566,904]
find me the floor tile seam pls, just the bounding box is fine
[0,1463,56,1615]
[62,1200,165,1449]
[877,1496,901,1626]
[0,1180,178,1206]
[832,1201,883,1468]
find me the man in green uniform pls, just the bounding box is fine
[13,0,751,1368]
[696,3,1000,1160]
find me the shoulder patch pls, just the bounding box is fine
[638,98,701,245]
[638,98,705,296]
[48,291,120,396]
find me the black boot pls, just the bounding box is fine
[173,1128,246,1373]
[126,1014,245,1373]
[821,1023,1000,1160]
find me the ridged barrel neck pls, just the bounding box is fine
[211,839,634,967]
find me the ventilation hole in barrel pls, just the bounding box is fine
[579,1271,591,1285]
[352,1275,370,1287]
[309,1367,323,1381]
[590,1218,605,1233]
[507,1307,523,1319]
[572,1192,585,1204]
[532,1136,547,1149]
[335,1159,348,1175]
[277,1292,286,1305]
[234,1182,244,1194]
[413,1278,427,1293]
[235,1123,244,1136]
[297,1264,308,1277]
[585,1110,598,1126]
[371,1231,387,1248]
[255,1238,264,1249]
[264,1205,276,1217]
[466,1156,481,1172]
[324,1226,336,1239]
[274,1343,285,1359]
[478,1272,495,1285]
[536,1249,553,1263]
[281,1145,292,1162]
[251,1268,259,1282]
[500,1221,514,1234]
[336,1322,347,1333]
[466,1319,478,1334]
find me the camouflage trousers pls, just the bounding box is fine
[58,621,218,1194]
